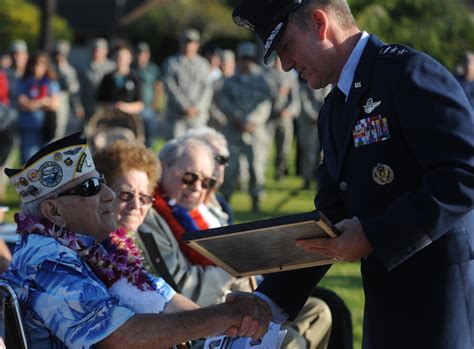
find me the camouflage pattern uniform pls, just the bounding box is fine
[296,82,331,188]
[218,62,273,210]
[161,53,212,138]
[265,66,301,180]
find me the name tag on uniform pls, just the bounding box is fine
[352,115,390,148]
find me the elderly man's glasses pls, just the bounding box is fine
[180,171,217,189]
[116,191,154,206]
[57,174,105,197]
[214,155,229,166]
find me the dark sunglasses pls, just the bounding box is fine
[116,191,154,206]
[57,174,106,198]
[180,171,217,189]
[214,155,229,166]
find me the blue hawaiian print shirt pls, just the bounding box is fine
[2,233,175,349]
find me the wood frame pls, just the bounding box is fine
[183,211,340,277]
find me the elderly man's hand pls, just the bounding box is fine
[224,291,272,340]
[296,217,374,262]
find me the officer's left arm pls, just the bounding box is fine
[361,55,474,269]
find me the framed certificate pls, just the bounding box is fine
[183,210,340,277]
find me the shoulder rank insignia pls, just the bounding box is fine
[379,45,409,56]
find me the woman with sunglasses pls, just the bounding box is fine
[2,133,271,349]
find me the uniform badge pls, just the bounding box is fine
[76,153,87,173]
[372,163,394,185]
[18,177,29,186]
[64,157,73,167]
[39,161,63,187]
[28,169,39,182]
[353,115,390,147]
[354,82,362,88]
[363,98,381,114]
[27,185,40,197]
[54,152,63,161]
[64,147,82,155]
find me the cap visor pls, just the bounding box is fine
[263,20,289,65]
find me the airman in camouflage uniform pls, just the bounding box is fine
[265,56,301,181]
[80,38,116,120]
[218,42,273,212]
[161,29,212,138]
[296,81,331,189]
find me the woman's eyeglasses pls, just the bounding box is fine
[179,171,217,189]
[214,155,229,166]
[116,191,154,206]
[57,174,105,198]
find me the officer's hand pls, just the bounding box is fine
[224,291,272,340]
[296,217,373,262]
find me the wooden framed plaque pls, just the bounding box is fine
[183,210,340,277]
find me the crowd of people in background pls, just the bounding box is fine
[1,30,473,210]
[0,29,333,213]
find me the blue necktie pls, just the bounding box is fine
[330,86,347,159]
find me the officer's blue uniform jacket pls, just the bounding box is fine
[257,35,474,349]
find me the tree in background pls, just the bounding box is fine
[351,0,474,69]
[0,0,72,53]
[124,0,252,63]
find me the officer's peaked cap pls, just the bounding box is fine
[232,0,307,64]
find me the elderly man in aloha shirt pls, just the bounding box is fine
[1,133,271,349]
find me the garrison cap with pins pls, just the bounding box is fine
[232,0,307,64]
[5,133,96,203]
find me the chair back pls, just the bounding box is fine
[0,280,28,349]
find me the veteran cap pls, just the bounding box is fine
[232,0,307,64]
[5,133,96,203]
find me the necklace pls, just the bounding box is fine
[15,212,155,291]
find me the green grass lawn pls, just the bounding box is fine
[0,142,365,348]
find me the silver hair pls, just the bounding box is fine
[20,186,64,219]
[159,137,215,169]
[179,127,230,157]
